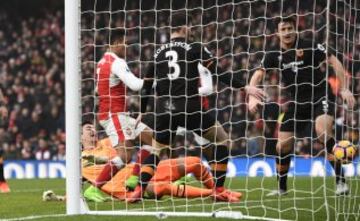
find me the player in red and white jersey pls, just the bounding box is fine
[94,29,153,189]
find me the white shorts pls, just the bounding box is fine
[99,113,147,147]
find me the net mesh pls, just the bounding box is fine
[80,0,360,220]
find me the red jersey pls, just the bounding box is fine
[96,52,144,121]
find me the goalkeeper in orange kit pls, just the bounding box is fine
[93,156,218,200]
[81,121,242,201]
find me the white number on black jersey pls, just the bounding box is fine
[165,50,180,80]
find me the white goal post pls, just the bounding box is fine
[65,0,84,215]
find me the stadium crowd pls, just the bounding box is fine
[0,4,65,160]
[0,0,359,160]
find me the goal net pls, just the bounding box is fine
[69,0,360,220]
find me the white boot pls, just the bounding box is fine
[266,189,287,197]
[335,182,349,196]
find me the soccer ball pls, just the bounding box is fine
[332,140,358,164]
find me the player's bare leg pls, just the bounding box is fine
[267,131,294,196]
[138,126,153,146]
[202,122,240,202]
[131,126,153,176]
[126,126,154,189]
[315,114,348,195]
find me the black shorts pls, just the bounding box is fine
[280,98,335,133]
[154,110,216,145]
[141,113,156,130]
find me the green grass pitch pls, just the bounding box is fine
[0,177,359,221]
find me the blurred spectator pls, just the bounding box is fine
[52,143,65,161]
[0,2,65,160]
[0,0,358,159]
[21,140,33,160]
[35,139,51,160]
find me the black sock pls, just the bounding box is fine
[325,137,336,154]
[276,154,291,191]
[0,156,4,182]
[0,163,4,182]
[329,160,345,184]
[210,145,229,187]
[324,138,345,184]
[139,154,160,189]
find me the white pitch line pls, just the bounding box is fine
[135,195,344,211]
[0,214,67,221]
[9,188,65,193]
[1,212,293,221]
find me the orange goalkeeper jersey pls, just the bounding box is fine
[82,138,117,182]
[100,160,183,200]
[82,139,197,200]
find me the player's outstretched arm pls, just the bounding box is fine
[248,69,265,114]
[203,52,265,99]
[112,58,144,91]
[136,65,155,128]
[328,55,356,109]
[196,44,245,89]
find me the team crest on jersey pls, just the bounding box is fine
[125,127,133,136]
[296,49,304,58]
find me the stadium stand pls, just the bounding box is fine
[0,0,358,160]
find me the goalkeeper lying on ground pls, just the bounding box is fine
[44,122,239,202]
[81,121,242,202]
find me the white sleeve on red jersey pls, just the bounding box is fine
[197,63,213,95]
[111,57,144,91]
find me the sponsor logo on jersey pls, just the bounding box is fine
[317,43,326,52]
[125,127,133,136]
[282,60,304,72]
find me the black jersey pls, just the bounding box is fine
[142,37,213,113]
[261,38,334,102]
[152,37,212,97]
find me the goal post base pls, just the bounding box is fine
[86,210,243,219]
[86,210,292,221]
[79,197,89,214]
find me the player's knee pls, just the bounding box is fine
[315,124,331,143]
[315,115,333,136]
[139,128,153,145]
[315,121,325,135]
[115,146,132,163]
[276,142,291,155]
